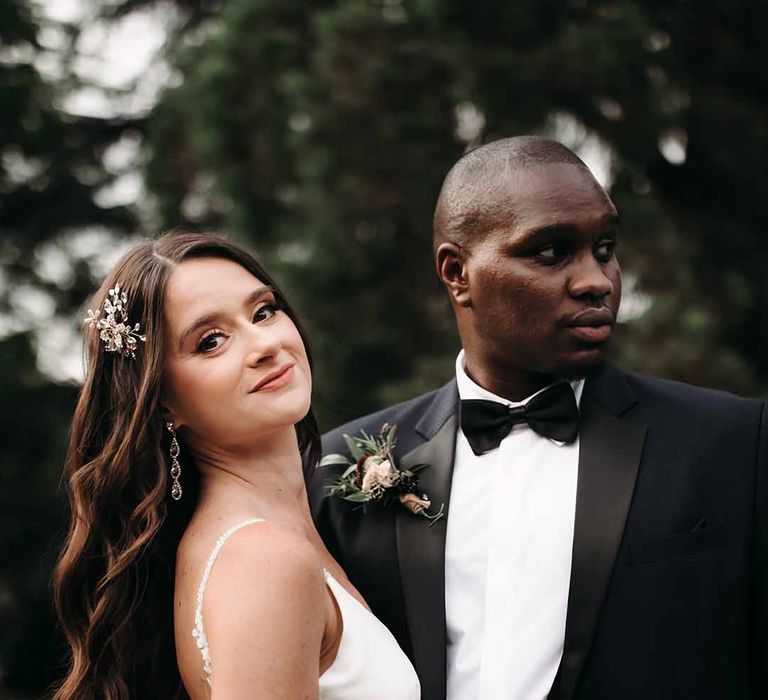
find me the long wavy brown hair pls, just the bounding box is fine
[52,232,320,699]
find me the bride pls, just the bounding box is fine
[52,232,420,699]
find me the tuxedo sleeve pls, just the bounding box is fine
[752,401,768,697]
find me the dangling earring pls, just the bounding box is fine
[167,422,182,501]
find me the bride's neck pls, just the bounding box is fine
[188,427,309,512]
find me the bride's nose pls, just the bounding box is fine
[243,325,281,366]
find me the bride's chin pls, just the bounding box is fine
[249,403,313,431]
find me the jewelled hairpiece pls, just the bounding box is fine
[84,283,146,359]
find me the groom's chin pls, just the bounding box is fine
[557,356,607,382]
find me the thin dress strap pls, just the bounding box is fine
[192,518,265,685]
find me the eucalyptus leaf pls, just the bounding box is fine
[342,464,358,478]
[319,453,351,468]
[343,434,366,461]
[341,491,372,503]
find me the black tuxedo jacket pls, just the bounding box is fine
[307,364,768,699]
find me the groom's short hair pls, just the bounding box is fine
[433,136,592,248]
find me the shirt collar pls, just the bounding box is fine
[455,349,585,408]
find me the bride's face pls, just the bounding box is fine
[161,257,311,450]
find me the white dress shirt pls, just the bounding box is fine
[445,350,584,700]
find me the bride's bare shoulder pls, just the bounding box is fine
[182,520,328,694]
[206,519,324,594]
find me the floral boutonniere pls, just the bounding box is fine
[319,423,444,525]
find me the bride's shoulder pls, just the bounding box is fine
[204,520,325,600]
[176,520,329,692]
[185,519,327,649]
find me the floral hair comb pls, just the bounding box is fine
[84,284,146,359]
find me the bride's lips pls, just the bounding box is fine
[250,363,295,392]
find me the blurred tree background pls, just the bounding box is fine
[2,0,767,695]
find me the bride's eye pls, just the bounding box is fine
[195,329,226,353]
[252,303,278,323]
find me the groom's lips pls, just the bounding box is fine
[562,308,615,343]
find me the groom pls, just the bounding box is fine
[307,137,768,699]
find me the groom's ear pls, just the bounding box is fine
[436,242,472,308]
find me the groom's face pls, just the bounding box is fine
[445,163,622,380]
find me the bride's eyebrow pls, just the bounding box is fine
[177,285,274,350]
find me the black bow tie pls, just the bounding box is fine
[460,382,579,456]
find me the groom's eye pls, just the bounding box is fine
[534,240,570,264]
[594,238,617,262]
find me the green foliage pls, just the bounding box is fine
[144,0,768,406]
[0,1,140,314]
[146,0,462,425]
[0,1,141,695]
[0,334,76,695]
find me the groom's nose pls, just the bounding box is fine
[567,253,615,301]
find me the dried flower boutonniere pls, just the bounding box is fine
[320,423,444,525]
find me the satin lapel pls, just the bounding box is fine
[396,414,457,700]
[549,388,647,700]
